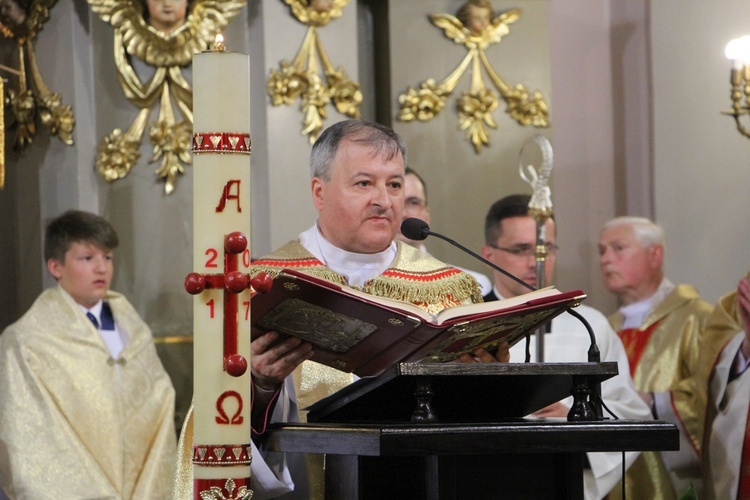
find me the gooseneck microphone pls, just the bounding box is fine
[401,217,537,296]
[401,217,603,418]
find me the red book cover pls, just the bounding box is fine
[251,269,585,377]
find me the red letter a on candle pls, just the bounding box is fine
[215,180,243,213]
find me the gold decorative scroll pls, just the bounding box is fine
[398,2,549,153]
[0,0,74,159]
[87,0,245,194]
[267,0,362,143]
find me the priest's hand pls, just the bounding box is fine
[530,401,568,418]
[251,331,314,390]
[457,341,510,363]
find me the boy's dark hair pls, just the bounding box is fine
[44,210,119,263]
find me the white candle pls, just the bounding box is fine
[191,44,252,493]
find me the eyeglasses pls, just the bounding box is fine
[489,243,560,258]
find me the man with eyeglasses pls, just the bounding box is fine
[480,194,651,500]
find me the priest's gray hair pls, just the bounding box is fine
[309,119,407,181]
[602,216,666,250]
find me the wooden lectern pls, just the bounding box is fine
[263,362,678,499]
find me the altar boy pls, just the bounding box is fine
[0,210,176,498]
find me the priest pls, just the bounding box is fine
[174,119,507,499]
[598,216,717,498]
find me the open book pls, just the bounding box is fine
[251,269,586,377]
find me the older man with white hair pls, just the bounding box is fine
[598,216,714,499]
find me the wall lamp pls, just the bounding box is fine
[724,36,750,138]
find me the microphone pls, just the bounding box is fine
[400,217,431,242]
[401,217,541,296]
[401,217,603,417]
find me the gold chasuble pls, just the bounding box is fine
[251,239,482,414]
[608,284,714,500]
[678,289,742,481]
[0,286,177,499]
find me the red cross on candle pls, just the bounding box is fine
[184,231,270,377]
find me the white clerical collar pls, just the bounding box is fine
[619,277,675,329]
[299,223,397,287]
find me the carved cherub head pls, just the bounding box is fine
[142,0,190,35]
[457,0,493,35]
[308,0,333,14]
[0,0,28,28]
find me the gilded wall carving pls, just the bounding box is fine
[266,0,362,143]
[398,1,548,153]
[88,0,245,194]
[0,0,74,188]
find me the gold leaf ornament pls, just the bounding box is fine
[266,61,308,106]
[398,79,449,122]
[457,88,498,153]
[0,0,75,154]
[267,0,362,143]
[38,91,74,144]
[397,2,548,153]
[6,87,36,148]
[88,0,245,193]
[327,67,363,117]
[96,129,141,182]
[149,119,192,195]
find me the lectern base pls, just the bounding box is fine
[265,420,678,500]
[325,452,583,500]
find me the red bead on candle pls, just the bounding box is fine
[185,273,206,294]
[224,354,248,377]
[225,232,247,254]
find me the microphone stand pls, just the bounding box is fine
[420,224,603,420]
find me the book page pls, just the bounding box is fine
[288,270,562,325]
[433,287,562,324]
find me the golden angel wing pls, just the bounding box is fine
[87,0,246,67]
[429,13,467,45]
[284,0,310,24]
[485,8,521,44]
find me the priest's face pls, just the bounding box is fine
[598,224,662,303]
[47,241,113,309]
[396,172,430,248]
[481,216,557,298]
[312,140,405,254]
